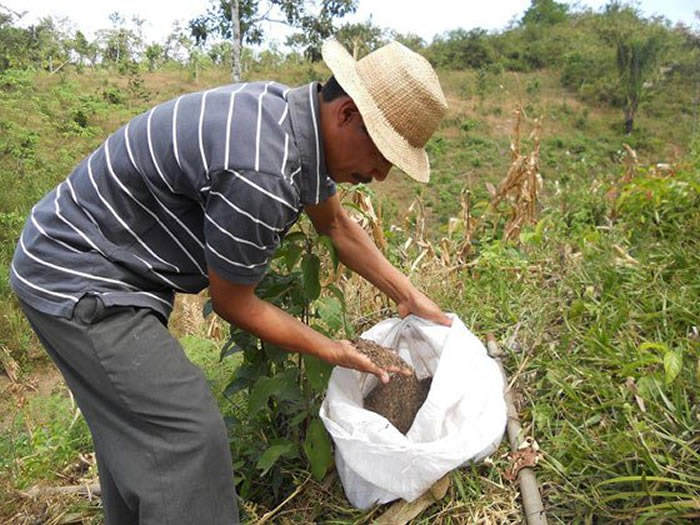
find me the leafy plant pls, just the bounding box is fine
[207,217,349,504]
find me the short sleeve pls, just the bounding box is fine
[298,170,337,206]
[204,170,300,284]
[318,174,337,204]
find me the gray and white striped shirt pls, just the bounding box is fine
[11,81,336,321]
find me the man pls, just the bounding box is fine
[10,39,450,523]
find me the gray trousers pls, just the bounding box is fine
[20,296,239,524]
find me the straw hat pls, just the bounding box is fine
[322,38,448,183]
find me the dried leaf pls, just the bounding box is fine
[504,445,542,482]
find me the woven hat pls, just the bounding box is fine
[322,38,448,183]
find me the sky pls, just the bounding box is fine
[3,0,698,46]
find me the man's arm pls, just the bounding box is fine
[208,269,406,383]
[305,194,451,326]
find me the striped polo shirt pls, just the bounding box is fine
[10,81,336,321]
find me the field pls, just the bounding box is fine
[0,59,698,523]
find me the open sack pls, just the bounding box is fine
[319,314,507,509]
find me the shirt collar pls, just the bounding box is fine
[287,82,331,205]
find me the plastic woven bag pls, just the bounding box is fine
[319,314,507,509]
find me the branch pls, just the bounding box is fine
[250,16,290,26]
[257,475,310,523]
[48,58,71,75]
[21,483,102,499]
[249,4,277,24]
[0,2,26,18]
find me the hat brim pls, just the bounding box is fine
[322,39,430,183]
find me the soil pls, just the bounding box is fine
[353,338,431,434]
[352,338,413,373]
[364,375,433,434]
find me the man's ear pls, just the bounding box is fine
[338,98,360,127]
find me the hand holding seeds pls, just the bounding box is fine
[330,339,413,384]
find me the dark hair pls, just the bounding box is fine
[320,75,348,102]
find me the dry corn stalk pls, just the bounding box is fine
[489,107,543,241]
[350,189,387,253]
[459,188,478,260]
[621,143,638,183]
[1,344,19,383]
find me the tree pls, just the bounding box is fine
[208,40,234,68]
[427,28,495,69]
[165,21,207,79]
[521,0,570,26]
[335,17,386,59]
[600,2,666,133]
[97,12,144,69]
[189,0,357,82]
[283,0,357,61]
[27,17,73,73]
[0,7,32,71]
[615,34,664,133]
[70,30,99,71]
[145,42,163,72]
[390,31,426,52]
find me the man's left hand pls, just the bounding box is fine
[397,289,452,326]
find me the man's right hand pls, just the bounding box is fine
[330,340,412,384]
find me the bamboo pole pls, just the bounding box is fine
[486,334,547,525]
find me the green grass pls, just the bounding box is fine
[386,143,699,522]
[0,392,92,489]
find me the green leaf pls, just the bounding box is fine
[289,408,309,427]
[256,272,296,302]
[248,376,277,415]
[568,299,585,320]
[663,351,682,385]
[219,337,243,361]
[638,341,670,355]
[303,418,333,481]
[301,253,321,301]
[257,441,297,476]
[317,296,343,333]
[636,375,659,400]
[263,343,288,363]
[327,284,354,338]
[342,201,369,218]
[316,235,339,270]
[303,354,332,393]
[248,370,302,414]
[283,242,304,271]
[224,362,263,397]
[284,231,308,245]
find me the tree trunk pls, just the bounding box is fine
[624,98,637,135]
[231,0,242,83]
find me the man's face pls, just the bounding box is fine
[321,98,392,185]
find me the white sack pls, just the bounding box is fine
[319,314,507,509]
